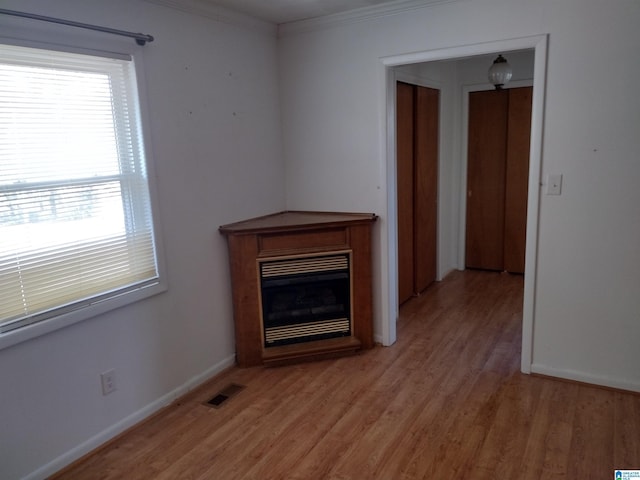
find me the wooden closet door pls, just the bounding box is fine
[466,90,508,271]
[504,87,532,273]
[397,82,439,303]
[396,81,415,304]
[414,85,438,292]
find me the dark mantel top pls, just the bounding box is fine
[219,210,377,236]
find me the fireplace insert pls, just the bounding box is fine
[259,252,352,347]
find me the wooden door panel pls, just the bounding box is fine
[414,85,438,292]
[504,87,532,273]
[396,82,415,304]
[466,90,508,271]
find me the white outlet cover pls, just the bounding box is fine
[100,369,116,395]
[546,174,563,195]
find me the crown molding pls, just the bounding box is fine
[278,0,463,37]
[143,0,277,36]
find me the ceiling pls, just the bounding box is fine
[202,0,411,24]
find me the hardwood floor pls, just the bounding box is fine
[54,270,640,479]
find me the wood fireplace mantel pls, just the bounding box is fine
[220,211,377,367]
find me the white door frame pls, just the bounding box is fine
[378,35,548,374]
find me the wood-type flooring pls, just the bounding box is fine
[54,270,640,479]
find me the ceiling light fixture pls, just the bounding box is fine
[488,54,513,90]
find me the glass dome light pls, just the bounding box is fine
[488,54,513,90]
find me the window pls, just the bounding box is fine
[0,42,163,337]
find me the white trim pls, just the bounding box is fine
[0,34,131,60]
[0,283,167,351]
[279,0,462,37]
[379,34,548,374]
[521,38,548,373]
[143,0,276,36]
[394,70,443,90]
[132,43,169,306]
[531,364,640,394]
[382,35,546,67]
[380,66,398,347]
[24,354,236,480]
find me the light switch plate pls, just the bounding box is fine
[546,174,562,195]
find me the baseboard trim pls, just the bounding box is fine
[530,363,640,394]
[26,354,236,480]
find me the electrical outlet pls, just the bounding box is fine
[546,174,563,195]
[100,369,116,395]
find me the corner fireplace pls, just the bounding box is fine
[219,210,376,366]
[259,253,352,347]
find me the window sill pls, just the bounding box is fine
[0,281,167,351]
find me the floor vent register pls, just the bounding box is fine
[205,383,245,408]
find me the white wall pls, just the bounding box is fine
[3,0,640,477]
[0,1,285,478]
[279,0,640,390]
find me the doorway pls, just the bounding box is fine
[381,35,548,374]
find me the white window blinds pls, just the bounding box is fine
[0,43,159,333]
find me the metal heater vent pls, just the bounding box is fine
[205,383,245,409]
[261,255,349,277]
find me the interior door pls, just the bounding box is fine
[465,87,532,273]
[397,82,439,304]
[396,81,415,304]
[503,87,532,273]
[466,89,509,271]
[414,86,439,292]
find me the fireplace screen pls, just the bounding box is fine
[259,252,352,347]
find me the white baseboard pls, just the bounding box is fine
[25,354,236,480]
[531,363,640,394]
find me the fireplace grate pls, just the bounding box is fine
[261,255,349,277]
[265,318,350,344]
[260,252,352,348]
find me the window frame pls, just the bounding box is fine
[0,37,167,351]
